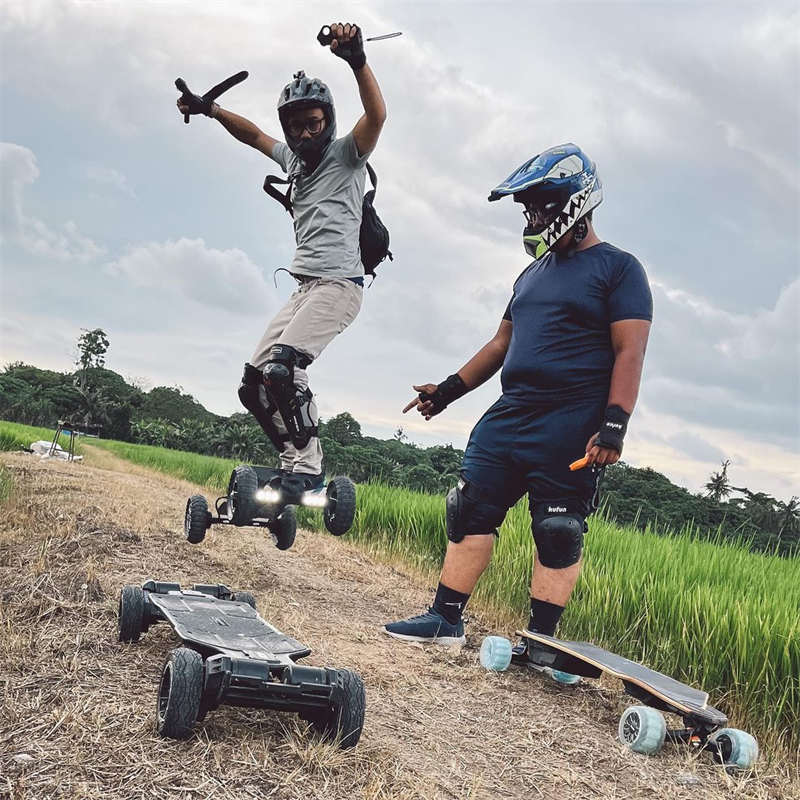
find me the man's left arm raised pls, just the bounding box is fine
[327,22,387,156]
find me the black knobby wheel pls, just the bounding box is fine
[306,669,366,749]
[323,476,356,536]
[232,591,257,609]
[271,505,297,550]
[184,494,210,544]
[228,465,258,526]
[156,647,204,739]
[118,585,145,643]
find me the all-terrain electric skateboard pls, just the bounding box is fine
[118,579,365,747]
[480,630,758,769]
[184,465,356,551]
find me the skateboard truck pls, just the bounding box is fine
[118,580,366,747]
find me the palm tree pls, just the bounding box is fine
[219,420,252,460]
[705,459,732,502]
[776,496,799,540]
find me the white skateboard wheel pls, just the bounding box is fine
[618,705,666,755]
[480,636,513,672]
[709,728,759,770]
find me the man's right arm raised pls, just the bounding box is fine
[211,106,280,159]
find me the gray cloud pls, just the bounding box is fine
[0,143,105,262]
[666,432,728,465]
[86,165,137,198]
[105,237,275,316]
[642,277,799,446]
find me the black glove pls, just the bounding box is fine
[594,405,630,453]
[330,24,366,70]
[419,374,468,416]
[174,72,248,124]
[175,80,214,120]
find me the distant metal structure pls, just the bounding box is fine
[49,420,102,461]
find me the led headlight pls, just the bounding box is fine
[301,491,328,508]
[255,488,281,504]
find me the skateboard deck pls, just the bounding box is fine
[150,591,311,662]
[519,630,727,725]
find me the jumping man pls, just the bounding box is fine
[177,23,386,493]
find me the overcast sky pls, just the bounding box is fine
[1,0,798,500]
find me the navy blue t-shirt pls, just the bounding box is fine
[501,242,652,405]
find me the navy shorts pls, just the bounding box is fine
[461,395,605,528]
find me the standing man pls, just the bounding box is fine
[383,144,652,678]
[177,23,386,494]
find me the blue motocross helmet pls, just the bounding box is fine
[489,143,603,258]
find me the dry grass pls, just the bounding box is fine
[0,451,797,800]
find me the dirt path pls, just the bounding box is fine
[0,452,795,800]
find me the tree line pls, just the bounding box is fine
[1,333,796,557]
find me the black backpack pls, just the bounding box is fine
[263,162,393,278]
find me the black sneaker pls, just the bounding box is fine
[268,468,290,487]
[511,633,581,686]
[382,608,466,646]
[279,471,325,498]
[293,471,326,492]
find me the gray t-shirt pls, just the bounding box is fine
[270,134,369,279]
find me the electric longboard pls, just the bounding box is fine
[480,630,758,769]
[184,465,357,551]
[118,580,365,747]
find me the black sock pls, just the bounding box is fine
[528,598,564,637]
[433,582,470,625]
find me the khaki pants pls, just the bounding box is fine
[250,277,362,473]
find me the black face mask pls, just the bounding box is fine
[292,134,328,167]
[282,109,336,174]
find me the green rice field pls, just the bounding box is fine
[3,420,798,754]
[0,420,78,454]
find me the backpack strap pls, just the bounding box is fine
[263,174,295,217]
[264,162,379,226]
[366,162,377,192]
[265,165,375,215]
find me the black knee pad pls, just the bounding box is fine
[446,480,508,543]
[261,346,317,451]
[238,363,264,410]
[262,344,298,399]
[263,344,313,403]
[237,363,286,452]
[240,362,261,385]
[532,502,586,568]
[284,385,318,449]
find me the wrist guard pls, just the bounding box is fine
[334,27,366,70]
[420,374,467,416]
[595,405,630,453]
